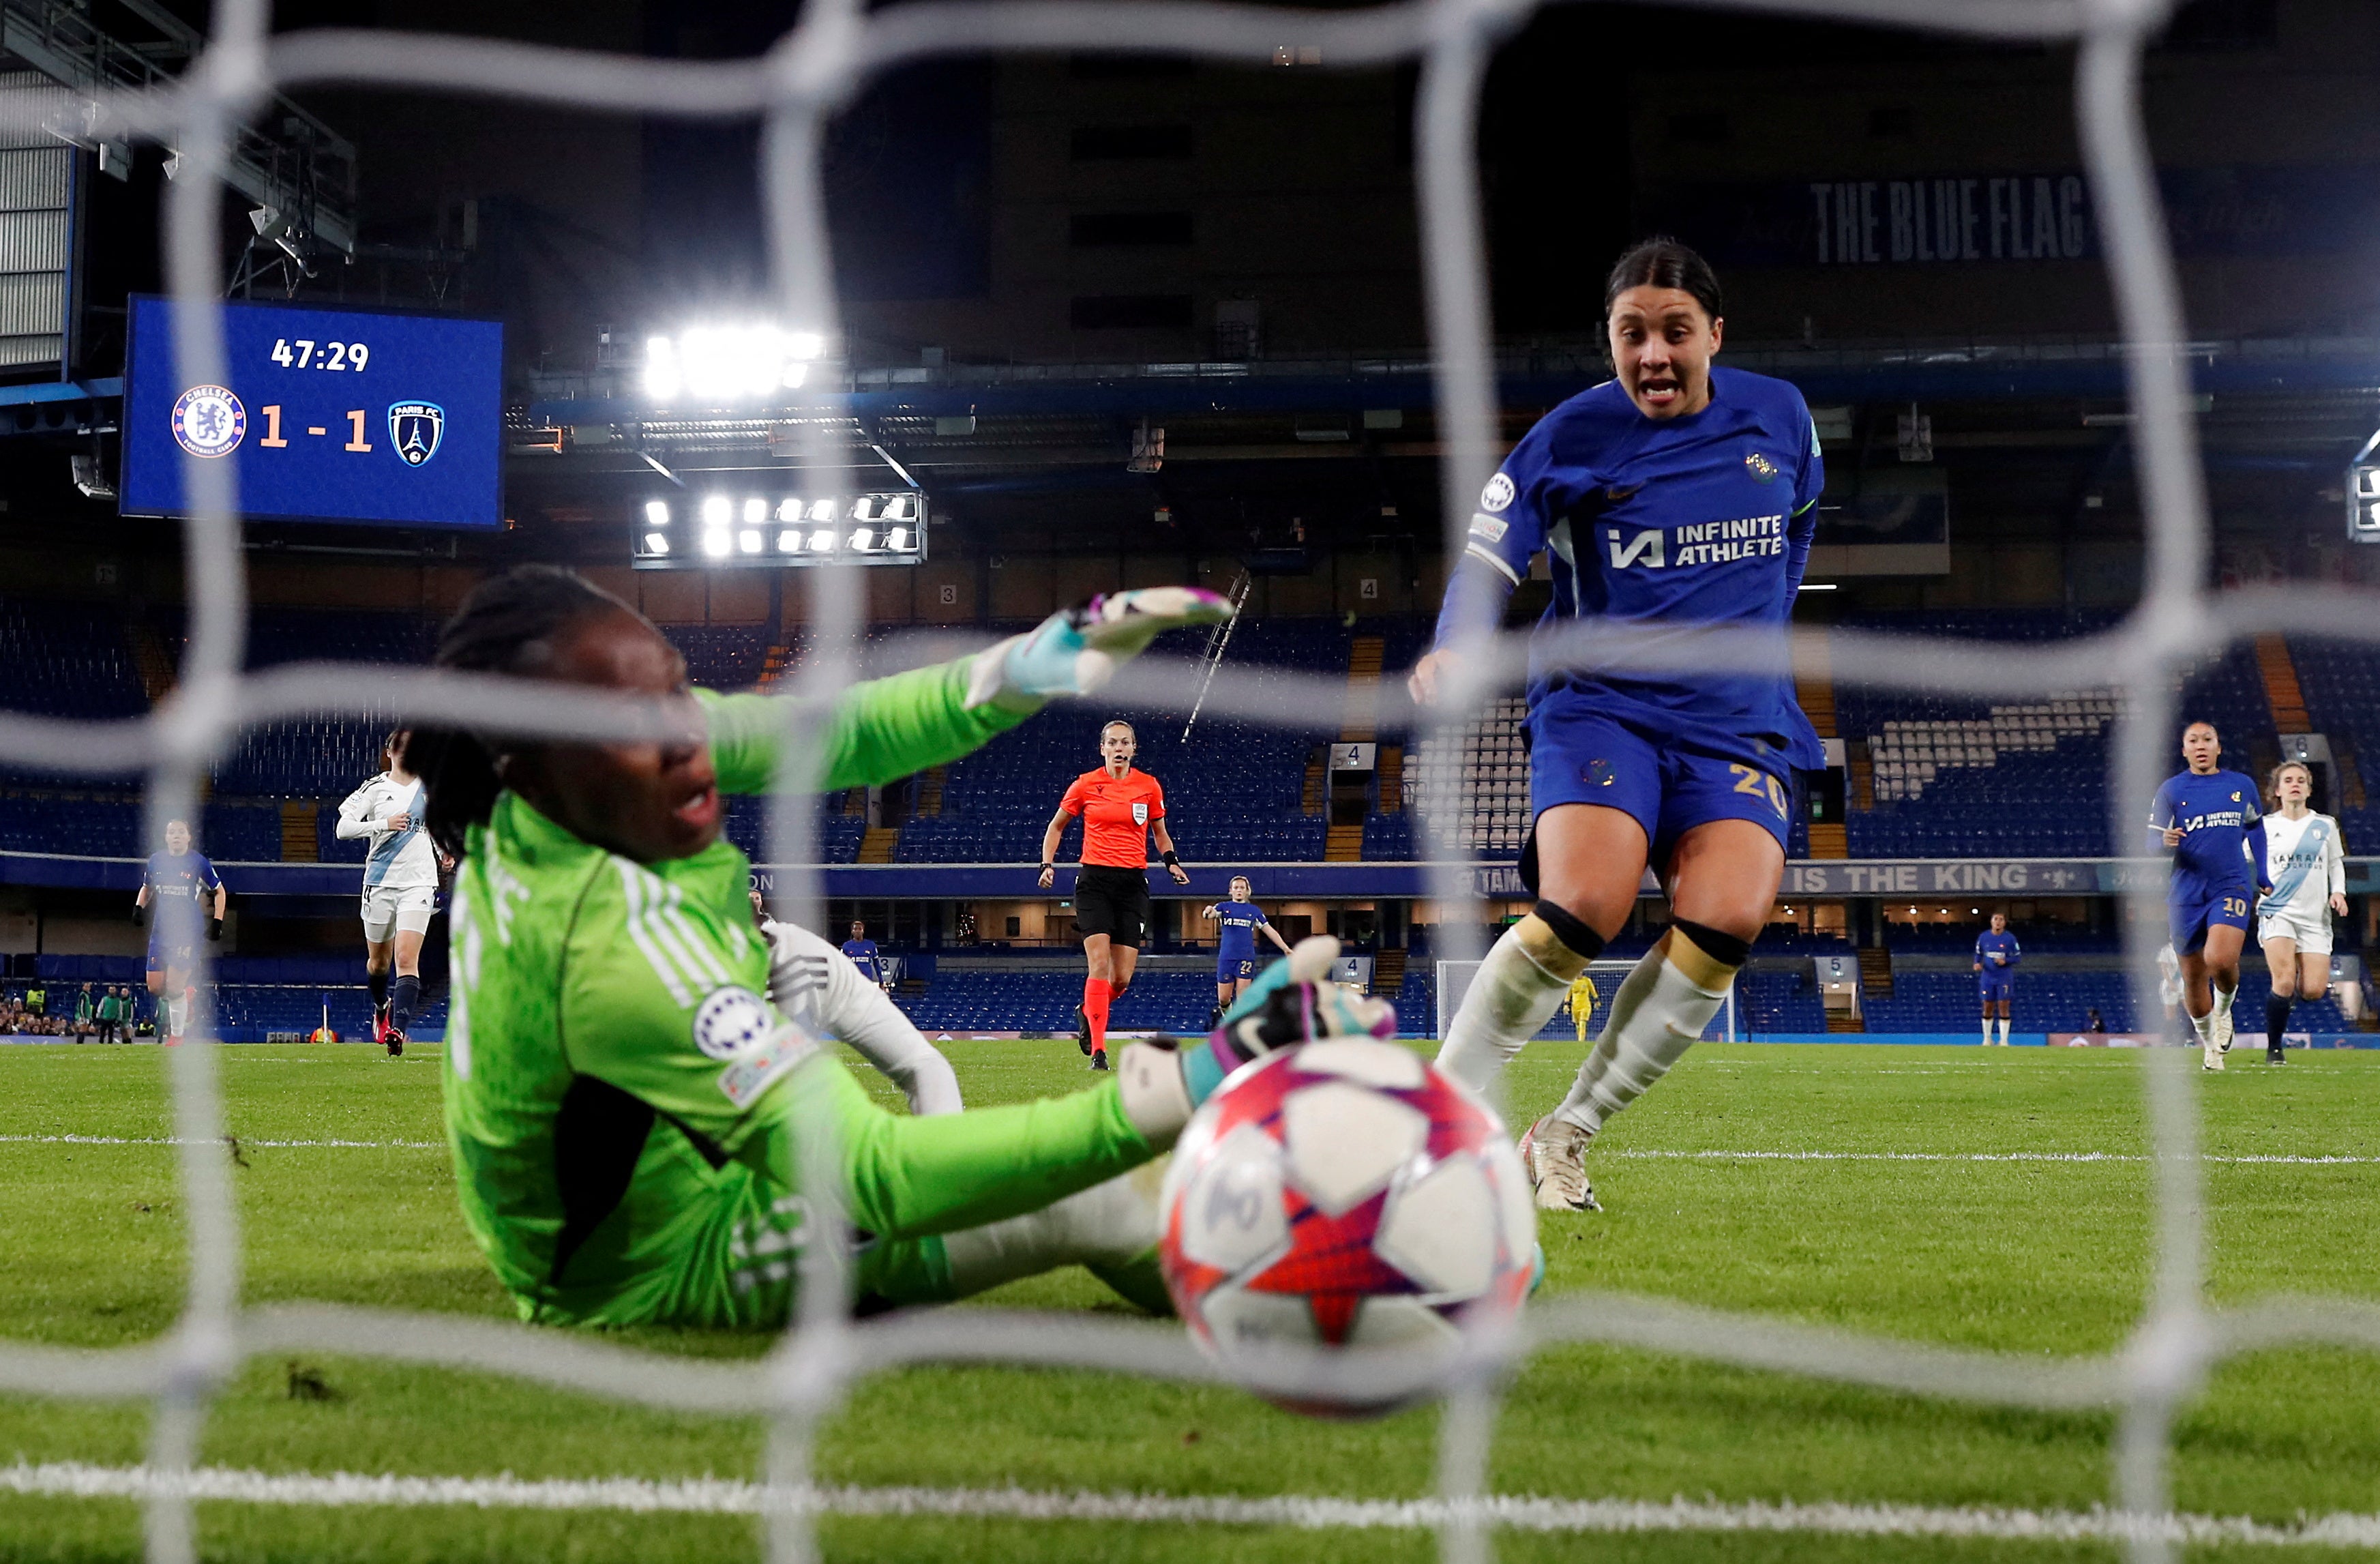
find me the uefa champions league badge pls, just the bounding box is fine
[169,385,246,458]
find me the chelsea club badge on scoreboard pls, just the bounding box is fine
[169,385,247,458]
[389,401,445,467]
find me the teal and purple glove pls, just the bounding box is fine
[964,587,1232,710]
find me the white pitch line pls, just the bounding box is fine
[1605,1150,2380,1165]
[3,1462,2378,1548]
[0,1134,441,1149]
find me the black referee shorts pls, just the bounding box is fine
[1071,864,1152,948]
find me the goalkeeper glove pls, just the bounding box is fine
[130,904,145,929]
[1114,936,1395,1147]
[964,587,1231,711]
[206,916,223,942]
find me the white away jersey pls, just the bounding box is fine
[336,773,440,892]
[2258,811,2345,920]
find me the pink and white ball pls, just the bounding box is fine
[1157,1038,1536,1415]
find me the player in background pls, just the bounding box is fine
[752,892,961,1115]
[1200,874,1294,1029]
[840,920,888,990]
[406,567,1386,1329]
[2157,942,2183,1037]
[2256,759,2347,1065]
[1038,720,1192,1072]
[337,730,449,1056]
[1413,239,1823,1213]
[1566,971,1601,1044]
[1973,912,2021,1046]
[2147,720,2269,1072]
[133,817,224,1046]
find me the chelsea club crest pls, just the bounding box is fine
[170,385,246,458]
[388,401,445,467]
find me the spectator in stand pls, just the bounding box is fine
[25,982,44,1018]
[2086,1008,2107,1035]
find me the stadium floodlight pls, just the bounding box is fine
[743,497,767,525]
[701,527,731,559]
[637,490,927,569]
[644,499,670,528]
[777,498,803,522]
[808,498,837,522]
[850,528,876,551]
[884,526,912,551]
[700,495,731,527]
[642,325,825,404]
[642,531,669,555]
[2348,428,2380,543]
[738,529,763,554]
[808,527,835,551]
[777,529,800,552]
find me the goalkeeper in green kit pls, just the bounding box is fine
[407,567,1392,1329]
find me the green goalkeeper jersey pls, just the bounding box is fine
[443,655,1159,1327]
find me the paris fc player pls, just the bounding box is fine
[1200,874,1292,1028]
[2146,720,2269,1071]
[1972,912,2021,1046]
[2256,759,2346,1064]
[1414,239,1821,1212]
[133,817,225,1045]
[336,730,447,1055]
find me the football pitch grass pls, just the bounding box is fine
[4,1039,2380,1562]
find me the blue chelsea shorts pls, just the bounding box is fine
[1519,705,1797,888]
[2169,890,2254,957]
[1978,970,2015,1003]
[1218,956,1255,982]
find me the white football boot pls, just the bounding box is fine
[2201,1031,2225,1072]
[2213,1003,2235,1055]
[1519,1115,1602,1213]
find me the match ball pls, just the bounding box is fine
[1157,1039,1536,1415]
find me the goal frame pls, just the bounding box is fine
[1433,958,1738,1044]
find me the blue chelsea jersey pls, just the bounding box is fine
[1974,930,2021,970]
[840,938,882,982]
[1214,899,1268,959]
[145,850,221,937]
[2147,769,2263,903]
[1433,366,1827,769]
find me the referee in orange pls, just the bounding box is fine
[1038,720,1190,1070]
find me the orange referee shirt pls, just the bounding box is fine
[1062,767,1166,868]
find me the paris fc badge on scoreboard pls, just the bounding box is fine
[388,401,445,467]
[170,385,246,458]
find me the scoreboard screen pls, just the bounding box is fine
[120,297,503,529]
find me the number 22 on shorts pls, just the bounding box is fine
[1729,763,1789,821]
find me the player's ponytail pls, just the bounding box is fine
[1603,237,1723,327]
[403,565,639,858]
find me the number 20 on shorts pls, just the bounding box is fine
[1729,763,1790,821]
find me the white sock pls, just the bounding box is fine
[2212,985,2235,1018]
[939,1165,1162,1298]
[168,995,189,1035]
[1552,949,1726,1135]
[2190,1009,2214,1044]
[1436,921,1576,1095]
[1981,1018,1993,1047]
[1997,1018,2010,1046]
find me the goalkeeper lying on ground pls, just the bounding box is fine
[406,566,1392,1329]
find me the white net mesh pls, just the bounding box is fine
[0,1,2362,1562]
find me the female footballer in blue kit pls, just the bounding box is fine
[1416,239,1824,1213]
[1201,874,1294,1029]
[2147,720,2269,1072]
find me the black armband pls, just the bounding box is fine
[206,915,224,942]
[130,904,145,929]
[1161,851,1180,869]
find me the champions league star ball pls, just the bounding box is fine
[1157,1038,1536,1415]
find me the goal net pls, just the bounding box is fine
[1434,958,1737,1044]
[0,0,2358,1560]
